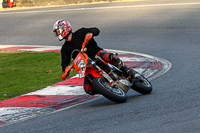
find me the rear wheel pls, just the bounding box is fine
[92,77,127,103]
[132,74,152,95]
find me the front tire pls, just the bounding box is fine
[92,77,127,103]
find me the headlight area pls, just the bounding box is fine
[78,60,86,68]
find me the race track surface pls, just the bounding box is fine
[1,0,200,132]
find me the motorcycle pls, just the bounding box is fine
[61,34,152,103]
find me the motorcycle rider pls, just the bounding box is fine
[53,19,136,95]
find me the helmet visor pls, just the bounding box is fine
[53,28,64,41]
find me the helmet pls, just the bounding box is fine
[53,19,72,41]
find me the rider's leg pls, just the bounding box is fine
[96,50,136,78]
[109,53,137,77]
[96,50,116,64]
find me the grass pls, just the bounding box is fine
[0,52,76,101]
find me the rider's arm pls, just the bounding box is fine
[89,27,100,36]
[80,27,100,37]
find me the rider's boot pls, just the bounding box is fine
[109,53,137,78]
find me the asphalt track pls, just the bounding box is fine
[1,0,200,132]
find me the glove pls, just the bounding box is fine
[85,33,93,40]
[61,66,72,80]
[82,33,93,49]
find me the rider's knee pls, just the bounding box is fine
[96,50,118,64]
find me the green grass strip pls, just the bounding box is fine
[0,52,76,101]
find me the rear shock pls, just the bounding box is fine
[95,58,119,81]
[95,58,112,75]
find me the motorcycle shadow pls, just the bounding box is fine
[89,91,152,107]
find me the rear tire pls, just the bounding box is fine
[132,75,152,95]
[92,77,127,103]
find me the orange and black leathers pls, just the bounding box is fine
[61,27,103,72]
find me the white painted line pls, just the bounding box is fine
[0,2,200,15]
[0,107,48,118]
[0,107,54,125]
[0,45,60,49]
[0,45,16,48]
[119,56,155,62]
[25,85,86,95]
[19,47,59,52]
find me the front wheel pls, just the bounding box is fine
[132,74,152,95]
[92,77,127,103]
